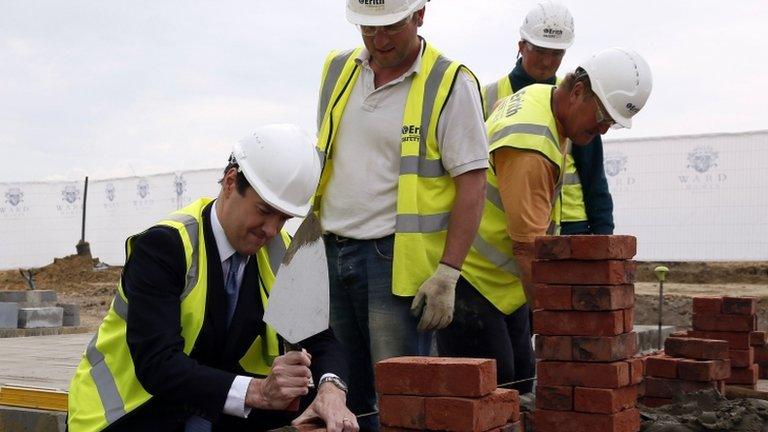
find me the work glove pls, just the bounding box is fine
[410,263,460,331]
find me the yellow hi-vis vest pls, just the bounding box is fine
[314,43,481,298]
[67,198,288,432]
[463,84,566,314]
[558,153,588,223]
[483,75,587,227]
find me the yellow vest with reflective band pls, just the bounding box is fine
[67,198,288,432]
[314,43,480,298]
[558,153,588,223]
[462,84,566,314]
[481,76,514,120]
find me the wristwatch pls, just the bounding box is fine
[318,375,348,394]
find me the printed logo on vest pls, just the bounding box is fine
[401,124,421,142]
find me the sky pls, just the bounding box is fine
[1,0,767,183]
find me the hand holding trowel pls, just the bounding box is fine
[263,213,329,411]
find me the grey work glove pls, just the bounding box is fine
[409,263,461,331]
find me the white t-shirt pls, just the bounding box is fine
[320,43,489,239]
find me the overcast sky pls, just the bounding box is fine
[2,0,766,183]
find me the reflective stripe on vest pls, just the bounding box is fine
[315,42,478,297]
[68,198,286,432]
[558,152,588,223]
[482,76,513,120]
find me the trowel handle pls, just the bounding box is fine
[282,340,312,412]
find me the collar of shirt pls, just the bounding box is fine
[355,39,425,84]
[211,200,250,266]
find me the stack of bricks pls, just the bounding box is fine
[753,331,768,379]
[681,296,760,390]
[531,235,641,432]
[640,337,730,407]
[375,357,521,432]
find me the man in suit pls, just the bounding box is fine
[68,124,358,432]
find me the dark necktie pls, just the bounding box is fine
[224,252,244,328]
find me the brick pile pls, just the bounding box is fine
[751,331,768,379]
[640,337,730,407]
[375,357,521,432]
[676,296,760,389]
[531,235,641,432]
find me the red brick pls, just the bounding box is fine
[537,361,629,388]
[535,335,573,361]
[626,357,644,385]
[643,376,718,398]
[425,389,518,432]
[375,357,496,397]
[569,235,637,260]
[572,285,634,311]
[639,396,673,408]
[535,385,573,411]
[664,337,729,360]
[572,333,637,362]
[645,355,678,379]
[721,297,757,315]
[534,235,637,260]
[623,308,634,333]
[533,284,573,310]
[726,364,759,385]
[750,331,767,347]
[533,310,625,336]
[687,330,750,350]
[756,346,768,363]
[729,348,754,367]
[692,297,723,315]
[532,260,636,285]
[379,395,425,429]
[534,236,571,260]
[534,408,640,432]
[692,313,756,332]
[677,359,731,381]
[574,385,637,414]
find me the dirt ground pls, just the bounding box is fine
[0,258,766,332]
[640,389,768,431]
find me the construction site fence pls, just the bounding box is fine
[0,130,766,270]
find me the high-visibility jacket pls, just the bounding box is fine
[483,74,587,228]
[461,84,565,313]
[67,198,288,432]
[314,42,482,298]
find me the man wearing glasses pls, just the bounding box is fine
[483,1,615,239]
[314,0,488,429]
[439,47,653,399]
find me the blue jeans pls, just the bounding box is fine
[325,234,431,432]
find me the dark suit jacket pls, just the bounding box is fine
[105,202,347,432]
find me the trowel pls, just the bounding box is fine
[263,213,329,409]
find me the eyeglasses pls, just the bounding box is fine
[592,94,615,127]
[359,14,413,37]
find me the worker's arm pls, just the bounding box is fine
[124,227,237,420]
[494,147,558,303]
[441,168,487,268]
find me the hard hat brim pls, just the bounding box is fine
[346,8,413,26]
[520,31,574,50]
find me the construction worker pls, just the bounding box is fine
[68,125,358,432]
[482,1,614,236]
[315,0,488,429]
[441,48,653,396]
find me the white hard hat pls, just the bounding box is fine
[519,1,575,50]
[580,47,653,129]
[231,124,321,217]
[346,0,427,26]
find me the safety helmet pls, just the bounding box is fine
[519,1,575,50]
[580,47,653,129]
[231,124,321,217]
[346,0,427,26]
